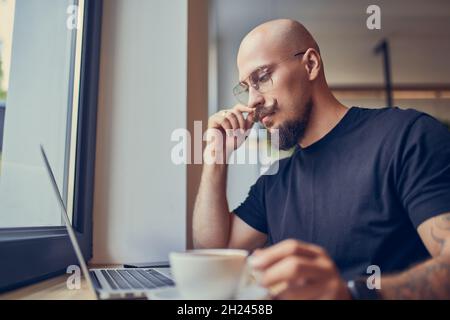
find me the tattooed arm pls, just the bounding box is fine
[380,212,450,299]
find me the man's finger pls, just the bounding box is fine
[231,104,255,130]
[220,118,232,136]
[245,111,255,130]
[226,112,240,131]
[250,239,324,270]
[209,111,229,130]
[260,256,327,288]
[229,109,246,130]
[233,104,254,113]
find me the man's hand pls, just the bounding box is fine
[205,104,255,163]
[249,239,351,300]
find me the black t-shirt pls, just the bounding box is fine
[233,106,450,280]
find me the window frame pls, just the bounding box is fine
[0,0,103,292]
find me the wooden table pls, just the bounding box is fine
[0,274,96,300]
[0,265,116,300]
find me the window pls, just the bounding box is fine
[0,0,15,174]
[0,0,102,291]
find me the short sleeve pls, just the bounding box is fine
[396,114,450,228]
[232,176,268,234]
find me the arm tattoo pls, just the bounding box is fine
[381,213,450,299]
[381,257,450,299]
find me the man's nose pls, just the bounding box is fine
[247,87,265,110]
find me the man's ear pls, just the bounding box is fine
[303,48,321,81]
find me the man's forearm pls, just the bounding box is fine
[380,254,450,299]
[192,161,231,249]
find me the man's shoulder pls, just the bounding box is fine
[358,106,424,124]
[357,106,450,154]
[356,106,440,135]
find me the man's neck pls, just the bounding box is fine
[299,96,349,149]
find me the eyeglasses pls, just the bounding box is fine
[233,51,306,106]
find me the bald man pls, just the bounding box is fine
[193,19,450,299]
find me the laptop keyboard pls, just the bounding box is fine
[93,269,174,290]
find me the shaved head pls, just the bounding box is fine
[237,19,320,78]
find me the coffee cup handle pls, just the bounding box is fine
[238,256,262,289]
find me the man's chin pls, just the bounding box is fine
[263,121,280,134]
[265,126,276,135]
[263,120,276,130]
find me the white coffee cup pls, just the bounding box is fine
[169,249,249,300]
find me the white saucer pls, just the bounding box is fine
[146,285,269,300]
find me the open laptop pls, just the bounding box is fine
[40,145,174,299]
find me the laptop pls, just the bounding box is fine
[40,145,174,299]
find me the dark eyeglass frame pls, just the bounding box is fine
[233,51,307,105]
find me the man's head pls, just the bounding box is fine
[236,19,324,150]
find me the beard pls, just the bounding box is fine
[274,99,313,151]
